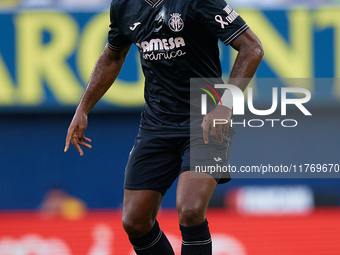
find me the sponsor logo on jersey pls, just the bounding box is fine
[168,13,184,32]
[136,37,186,61]
[129,22,141,31]
[138,37,185,52]
[214,157,223,162]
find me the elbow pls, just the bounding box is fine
[250,39,264,62]
[242,40,263,67]
[239,39,263,64]
[255,40,264,60]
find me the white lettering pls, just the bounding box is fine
[226,10,239,23]
[169,37,175,49]
[143,49,186,61]
[149,39,163,51]
[248,87,278,116]
[140,37,185,53]
[213,119,229,127]
[162,39,169,50]
[281,119,298,127]
[223,5,233,14]
[281,87,312,116]
[248,119,264,127]
[175,37,185,48]
[141,41,149,52]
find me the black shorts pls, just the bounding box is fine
[124,128,235,195]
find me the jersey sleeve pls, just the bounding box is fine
[195,0,249,46]
[107,2,132,51]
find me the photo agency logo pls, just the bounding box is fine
[198,81,312,128]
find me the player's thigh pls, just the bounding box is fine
[122,189,163,236]
[176,131,234,226]
[176,171,217,226]
[124,133,182,195]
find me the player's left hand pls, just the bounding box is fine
[201,105,232,144]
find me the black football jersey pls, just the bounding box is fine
[108,0,248,136]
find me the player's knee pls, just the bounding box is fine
[122,217,153,238]
[177,204,205,226]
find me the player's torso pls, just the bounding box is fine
[110,0,222,135]
[111,0,195,60]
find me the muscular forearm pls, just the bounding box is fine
[228,29,264,91]
[77,45,131,114]
[202,30,263,143]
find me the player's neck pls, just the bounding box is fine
[150,0,157,2]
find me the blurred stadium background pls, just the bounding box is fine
[0,0,340,254]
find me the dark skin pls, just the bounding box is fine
[64,45,131,156]
[64,29,263,238]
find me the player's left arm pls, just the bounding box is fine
[228,29,263,90]
[202,29,263,143]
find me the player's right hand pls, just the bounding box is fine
[64,110,92,156]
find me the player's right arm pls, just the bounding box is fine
[64,44,131,156]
